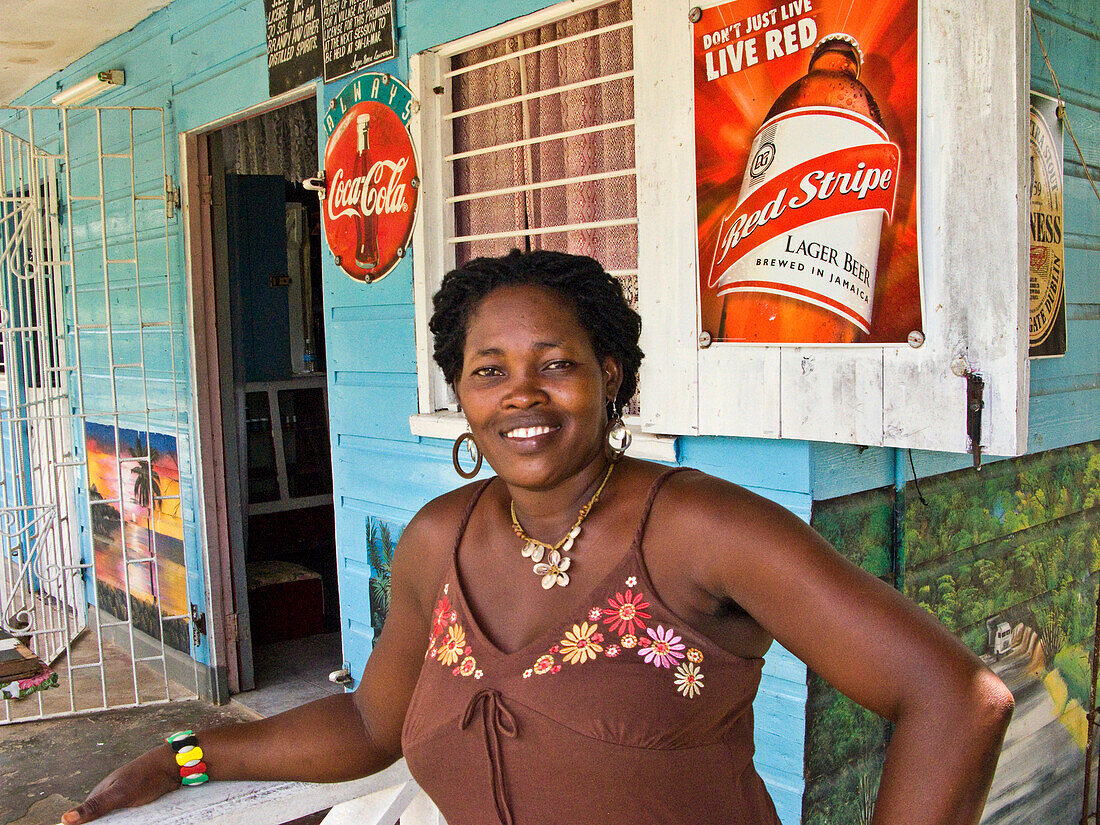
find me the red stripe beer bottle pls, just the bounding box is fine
[715,34,894,343]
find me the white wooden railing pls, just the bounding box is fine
[95,759,444,825]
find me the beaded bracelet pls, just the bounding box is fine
[166,730,209,786]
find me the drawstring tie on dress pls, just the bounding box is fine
[461,688,518,825]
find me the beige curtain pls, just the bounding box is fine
[450,0,637,273]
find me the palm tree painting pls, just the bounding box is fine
[366,517,400,632]
[85,422,189,652]
[128,433,163,521]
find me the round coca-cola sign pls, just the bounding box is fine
[322,73,419,283]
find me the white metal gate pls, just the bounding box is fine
[0,105,199,722]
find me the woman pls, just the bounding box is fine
[64,250,1012,825]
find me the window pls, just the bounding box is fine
[410,0,674,459]
[413,0,1029,457]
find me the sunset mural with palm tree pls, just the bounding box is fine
[85,422,189,652]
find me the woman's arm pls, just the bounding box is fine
[658,472,1013,825]
[63,495,457,824]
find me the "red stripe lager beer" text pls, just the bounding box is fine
[712,33,901,343]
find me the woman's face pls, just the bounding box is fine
[455,284,622,491]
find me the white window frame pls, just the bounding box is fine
[408,0,676,462]
[411,0,1029,459]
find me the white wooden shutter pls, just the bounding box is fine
[634,0,1029,456]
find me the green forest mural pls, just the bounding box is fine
[804,441,1100,825]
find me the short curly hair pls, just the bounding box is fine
[429,250,643,414]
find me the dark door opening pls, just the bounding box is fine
[202,96,342,711]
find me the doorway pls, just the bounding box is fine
[184,93,342,711]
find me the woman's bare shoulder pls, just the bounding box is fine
[392,480,495,602]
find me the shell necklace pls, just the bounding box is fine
[510,459,617,589]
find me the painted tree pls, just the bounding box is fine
[366,518,395,625]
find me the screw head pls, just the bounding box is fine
[699,330,712,348]
[688,6,703,22]
[907,330,925,348]
[411,176,420,189]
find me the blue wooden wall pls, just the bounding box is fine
[9,0,1097,821]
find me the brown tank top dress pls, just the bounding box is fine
[402,469,781,825]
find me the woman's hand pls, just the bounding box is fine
[62,745,180,824]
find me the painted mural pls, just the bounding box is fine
[805,486,895,825]
[85,422,190,653]
[366,515,403,633]
[805,441,1100,824]
[906,442,1098,824]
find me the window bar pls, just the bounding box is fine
[446,168,637,204]
[157,106,194,700]
[444,70,634,122]
[444,118,634,162]
[126,106,172,703]
[444,18,633,79]
[94,107,142,709]
[22,112,70,714]
[60,107,109,714]
[449,216,637,244]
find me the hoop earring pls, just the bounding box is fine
[452,430,483,478]
[607,415,632,458]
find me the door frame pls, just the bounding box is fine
[180,83,321,697]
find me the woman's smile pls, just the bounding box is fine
[503,424,559,440]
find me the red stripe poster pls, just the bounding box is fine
[694,0,920,344]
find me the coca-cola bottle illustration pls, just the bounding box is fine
[711,34,898,344]
[353,113,379,272]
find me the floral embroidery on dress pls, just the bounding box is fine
[639,625,685,668]
[426,593,485,679]
[516,573,706,698]
[674,662,704,697]
[560,622,604,664]
[437,624,468,666]
[602,589,650,636]
[431,596,452,638]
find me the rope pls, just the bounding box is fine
[1032,17,1100,206]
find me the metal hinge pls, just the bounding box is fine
[966,372,985,470]
[198,174,213,206]
[165,174,181,219]
[190,602,207,647]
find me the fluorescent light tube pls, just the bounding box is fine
[51,70,125,107]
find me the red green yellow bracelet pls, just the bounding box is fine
[166,730,209,786]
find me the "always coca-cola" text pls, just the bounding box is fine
[327,157,410,222]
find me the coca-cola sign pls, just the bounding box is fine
[322,73,419,283]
